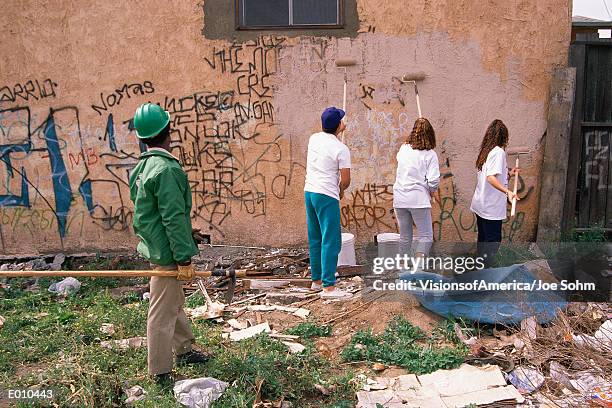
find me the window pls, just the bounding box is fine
[237,0,343,29]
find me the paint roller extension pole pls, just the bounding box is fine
[507,147,529,217]
[414,83,422,118]
[335,59,356,144]
[511,155,520,217]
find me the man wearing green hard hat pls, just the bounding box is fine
[129,103,210,386]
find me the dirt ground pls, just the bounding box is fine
[233,288,442,360]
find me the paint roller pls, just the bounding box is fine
[506,146,529,217]
[335,59,357,143]
[399,72,427,118]
[335,59,357,113]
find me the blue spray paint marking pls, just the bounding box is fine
[105,113,117,152]
[78,179,94,214]
[0,143,31,207]
[44,114,73,237]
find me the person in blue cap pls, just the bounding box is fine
[304,107,352,298]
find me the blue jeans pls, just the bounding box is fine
[305,192,341,287]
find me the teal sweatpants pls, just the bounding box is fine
[305,191,342,287]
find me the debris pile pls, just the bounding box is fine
[452,302,612,407]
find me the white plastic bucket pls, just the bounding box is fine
[337,233,357,266]
[377,233,400,259]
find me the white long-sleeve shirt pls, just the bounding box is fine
[393,144,440,209]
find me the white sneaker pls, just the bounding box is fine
[311,282,322,291]
[320,288,353,299]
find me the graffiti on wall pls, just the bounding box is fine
[0,35,323,250]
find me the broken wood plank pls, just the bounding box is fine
[242,278,312,290]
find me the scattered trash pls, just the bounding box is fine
[185,303,225,320]
[100,336,146,350]
[100,323,116,335]
[0,315,4,329]
[226,319,247,330]
[508,366,545,394]
[520,316,538,340]
[125,385,147,405]
[48,277,81,295]
[572,319,612,352]
[454,323,478,345]
[281,341,305,354]
[356,364,524,408]
[142,292,150,301]
[240,304,311,319]
[173,377,229,408]
[225,322,271,341]
[549,361,574,389]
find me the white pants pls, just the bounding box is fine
[394,207,433,256]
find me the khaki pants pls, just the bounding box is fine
[147,264,195,375]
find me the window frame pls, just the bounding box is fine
[234,0,345,30]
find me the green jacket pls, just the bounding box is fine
[129,149,198,265]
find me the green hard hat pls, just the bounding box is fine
[133,103,170,139]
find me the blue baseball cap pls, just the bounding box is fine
[321,107,345,130]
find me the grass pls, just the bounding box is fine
[0,276,357,407]
[340,317,467,375]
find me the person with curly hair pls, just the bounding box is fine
[470,119,520,266]
[393,118,440,270]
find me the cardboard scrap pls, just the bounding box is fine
[441,385,524,407]
[357,365,524,408]
[418,364,507,396]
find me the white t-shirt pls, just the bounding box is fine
[304,132,351,200]
[393,144,440,209]
[470,146,508,220]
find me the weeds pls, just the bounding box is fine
[285,322,332,339]
[341,317,467,375]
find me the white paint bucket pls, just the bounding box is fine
[337,233,357,266]
[377,233,400,259]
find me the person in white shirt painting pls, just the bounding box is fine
[304,107,353,299]
[393,118,440,270]
[470,119,520,267]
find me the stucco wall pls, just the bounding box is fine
[0,0,571,255]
